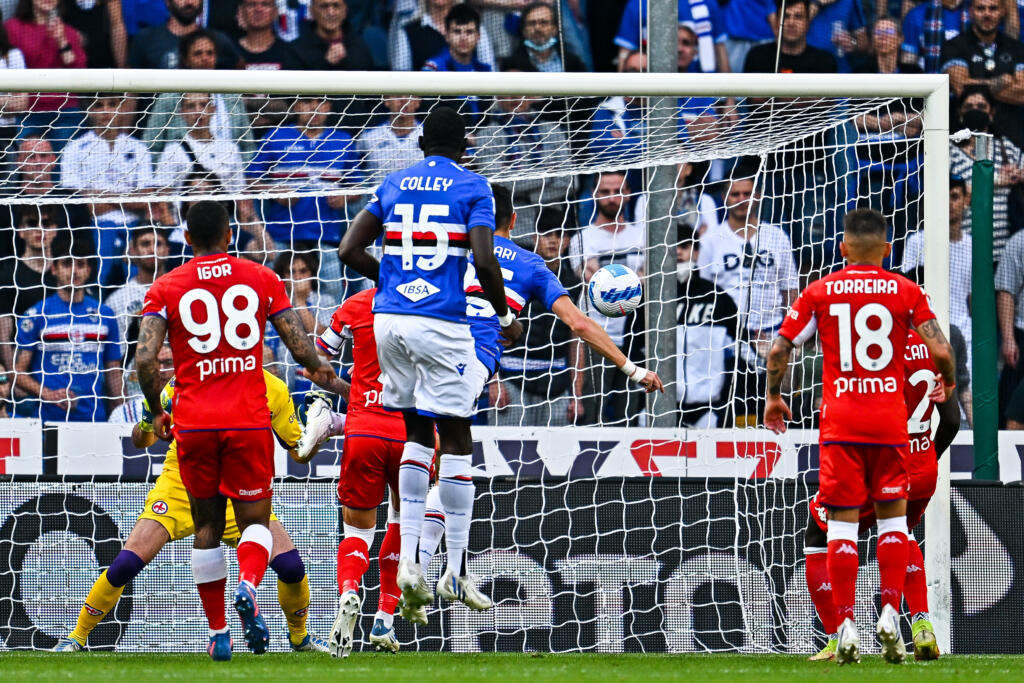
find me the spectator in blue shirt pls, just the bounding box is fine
[901,0,968,71]
[615,0,731,73]
[721,0,778,75]
[422,4,492,124]
[14,233,123,422]
[250,95,361,300]
[806,0,869,72]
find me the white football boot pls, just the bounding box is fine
[876,603,907,664]
[329,591,361,659]
[297,393,333,462]
[437,566,493,611]
[398,596,429,625]
[835,618,861,665]
[396,558,434,608]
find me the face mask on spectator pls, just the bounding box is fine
[962,108,991,131]
[676,261,693,284]
[524,36,558,52]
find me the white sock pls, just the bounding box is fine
[438,454,474,576]
[419,485,446,571]
[329,410,346,436]
[398,442,434,563]
[375,610,394,630]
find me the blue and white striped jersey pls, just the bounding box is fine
[367,155,495,324]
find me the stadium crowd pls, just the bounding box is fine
[0,0,1022,430]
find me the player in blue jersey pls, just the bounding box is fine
[14,234,124,422]
[402,186,665,621]
[338,107,522,618]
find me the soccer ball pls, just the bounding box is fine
[588,264,643,317]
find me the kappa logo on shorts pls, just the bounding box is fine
[456,362,466,376]
[151,500,168,515]
[83,603,103,616]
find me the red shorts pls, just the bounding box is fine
[809,494,933,535]
[338,435,403,509]
[176,428,274,502]
[906,449,938,502]
[818,443,908,508]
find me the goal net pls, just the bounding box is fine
[0,71,951,654]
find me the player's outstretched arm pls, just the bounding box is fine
[469,224,523,343]
[338,209,384,283]
[550,295,664,393]
[270,308,337,389]
[136,315,170,440]
[933,389,961,458]
[916,319,957,402]
[763,336,794,434]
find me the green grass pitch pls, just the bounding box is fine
[2,652,1023,681]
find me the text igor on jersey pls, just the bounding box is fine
[366,155,495,324]
[778,264,936,445]
[317,288,406,440]
[465,235,568,373]
[142,253,290,431]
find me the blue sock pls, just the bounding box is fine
[269,548,306,584]
[106,549,146,588]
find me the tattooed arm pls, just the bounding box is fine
[763,336,795,433]
[136,315,170,439]
[270,308,337,390]
[915,318,956,401]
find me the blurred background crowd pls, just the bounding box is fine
[0,0,1022,431]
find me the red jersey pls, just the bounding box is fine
[778,264,936,445]
[317,288,405,440]
[141,253,290,431]
[903,329,939,456]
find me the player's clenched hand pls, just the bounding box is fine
[640,371,664,393]
[304,363,341,391]
[763,395,792,434]
[927,374,954,403]
[153,412,173,441]
[500,318,523,346]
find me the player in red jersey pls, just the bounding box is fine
[298,287,410,658]
[804,329,961,662]
[136,201,340,660]
[763,208,955,665]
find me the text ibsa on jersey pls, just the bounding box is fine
[399,176,454,192]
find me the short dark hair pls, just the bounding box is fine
[421,106,467,154]
[49,230,93,262]
[445,4,481,30]
[179,29,218,67]
[491,183,514,230]
[185,200,230,249]
[778,0,809,12]
[521,2,556,31]
[677,221,697,245]
[843,208,888,239]
[17,204,61,228]
[273,249,320,291]
[950,173,967,192]
[959,84,994,108]
[130,225,169,245]
[536,205,573,233]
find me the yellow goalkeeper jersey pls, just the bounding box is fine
[140,370,301,474]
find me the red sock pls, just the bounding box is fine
[197,578,227,631]
[237,541,270,588]
[903,539,929,615]
[805,551,837,635]
[877,531,909,610]
[378,523,401,615]
[827,539,859,624]
[337,536,370,595]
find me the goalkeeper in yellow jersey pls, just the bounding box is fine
[54,369,335,655]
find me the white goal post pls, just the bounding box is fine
[0,69,952,653]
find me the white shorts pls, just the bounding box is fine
[373,313,489,419]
